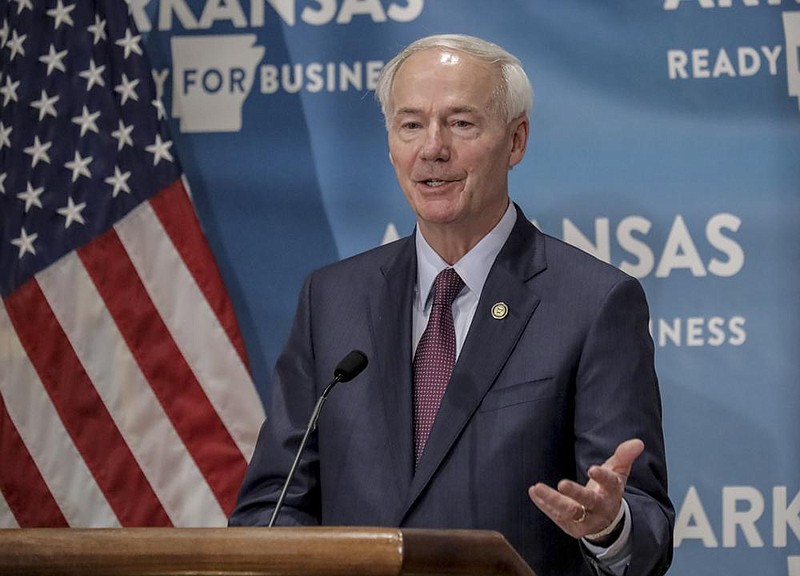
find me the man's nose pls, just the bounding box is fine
[419,124,450,162]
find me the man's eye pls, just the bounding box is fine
[453,120,473,128]
[401,122,421,130]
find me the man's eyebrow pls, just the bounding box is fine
[449,105,479,115]
[393,105,480,116]
[393,106,421,116]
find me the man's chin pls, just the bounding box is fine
[414,203,462,227]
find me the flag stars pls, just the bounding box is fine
[57,197,87,228]
[79,59,106,91]
[146,134,174,166]
[152,98,167,121]
[71,106,101,137]
[39,44,68,76]
[115,73,140,105]
[30,90,60,121]
[64,151,93,182]
[16,182,44,212]
[11,227,38,259]
[12,0,33,16]
[105,166,131,197]
[6,29,26,61]
[0,20,8,48]
[23,136,52,167]
[46,0,76,30]
[87,14,107,45]
[111,119,134,151]
[115,28,143,60]
[0,122,12,150]
[0,172,7,194]
[0,75,19,106]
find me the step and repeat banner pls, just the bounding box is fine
[136,1,799,574]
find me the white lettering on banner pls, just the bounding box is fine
[786,12,800,109]
[168,35,387,130]
[388,215,745,282]
[675,486,719,547]
[561,213,744,279]
[650,316,746,347]
[664,0,799,10]
[675,486,800,549]
[724,486,766,547]
[130,0,424,31]
[260,61,384,93]
[667,46,783,79]
[661,6,800,111]
[776,487,800,547]
[789,556,800,576]
[171,35,265,133]
[151,68,170,101]
[382,223,400,244]
[199,0,248,28]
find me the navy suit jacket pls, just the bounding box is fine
[231,206,674,576]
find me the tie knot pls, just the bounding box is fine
[432,268,464,309]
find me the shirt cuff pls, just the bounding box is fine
[581,498,632,561]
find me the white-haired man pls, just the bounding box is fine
[231,34,674,576]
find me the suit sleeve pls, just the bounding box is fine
[228,274,322,527]
[574,276,675,576]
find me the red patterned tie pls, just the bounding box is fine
[413,267,465,465]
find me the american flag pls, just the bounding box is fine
[0,0,264,526]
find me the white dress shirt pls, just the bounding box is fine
[412,202,517,357]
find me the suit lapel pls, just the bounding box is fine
[368,236,417,505]
[402,208,548,518]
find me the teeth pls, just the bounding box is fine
[426,180,445,187]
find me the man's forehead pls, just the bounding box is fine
[426,49,462,67]
[393,49,499,95]
[389,49,500,114]
[401,47,491,72]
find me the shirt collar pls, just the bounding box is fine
[415,202,517,308]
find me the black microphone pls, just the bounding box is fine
[268,350,368,527]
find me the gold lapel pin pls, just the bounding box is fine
[491,302,508,320]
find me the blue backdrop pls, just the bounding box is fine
[138,2,800,574]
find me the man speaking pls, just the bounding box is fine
[230,34,674,576]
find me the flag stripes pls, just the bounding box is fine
[4,278,172,526]
[0,489,19,528]
[35,249,226,527]
[0,304,119,527]
[0,181,264,527]
[0,0,265,528]
[149,179,251,371]
[81,213,246,517]
[118,185,263,461]
[0,393,66,528]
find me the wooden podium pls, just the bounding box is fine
[0,527,536,576]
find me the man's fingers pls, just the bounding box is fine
[556,479,600,509]
[528,439,645,540]
[529,483,585,523]
[604,438,644,473]
[587,438,644,495]
[528,483,586,538]
[532,481,599,522]
[587,464,624,494]
[529,483,607,538]
[529,482,564,510]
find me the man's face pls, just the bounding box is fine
[387,48,527,241]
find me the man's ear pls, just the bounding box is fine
[508,116,529,169]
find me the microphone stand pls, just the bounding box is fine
[268,350,367,527]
